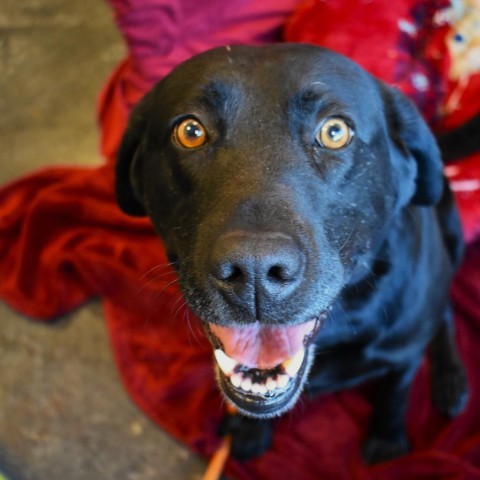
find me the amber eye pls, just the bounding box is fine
[173,118,207,148]
[316,117,353,149]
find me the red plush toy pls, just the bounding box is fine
[285,0,452,121]
[285,0,480,243]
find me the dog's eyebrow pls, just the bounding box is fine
[292,87,332,113]
[290,85,350,119]
[194,80,240,116]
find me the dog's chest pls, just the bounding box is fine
[306,281,432,394]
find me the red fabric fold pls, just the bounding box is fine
[2,0,480,479]
[0,165,154,318]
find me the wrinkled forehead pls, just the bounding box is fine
[153,45,382,123]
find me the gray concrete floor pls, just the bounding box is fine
[0,1,206,479]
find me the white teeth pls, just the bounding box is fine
[266,378,277,391]
[276,374,290,389]
[230,373,243,388]
[241,377,252,392]
[282,349,305,377]
[252,383,268,395]
[229,371,291,395]
[214,349,238,375]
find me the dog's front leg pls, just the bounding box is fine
[429,311,469,417]
[220,413,273,461]
[362,366,418,464]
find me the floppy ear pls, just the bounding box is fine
[379,83,444,206]
[115,92,153,216]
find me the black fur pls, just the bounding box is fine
[116,44,468,464]
[436,114,480,162]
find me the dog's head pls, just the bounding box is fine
[116,45,443,418]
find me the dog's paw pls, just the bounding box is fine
[431,361,469,418]
[362,434,409,464]
[220,414,273,461]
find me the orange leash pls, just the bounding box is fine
[202,435,232,480]
[203,405,237,480]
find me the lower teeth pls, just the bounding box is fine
[227,370,291,395]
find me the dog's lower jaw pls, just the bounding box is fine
[215,344,316,419]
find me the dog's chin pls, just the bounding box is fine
[207,314,325,419]
[215,345,315,418]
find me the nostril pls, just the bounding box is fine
[214,262,246,283]
[267,265,287,283]
[224,265,244,283]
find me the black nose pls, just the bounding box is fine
[210,232,305,318]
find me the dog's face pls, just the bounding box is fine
[116,45,443,418]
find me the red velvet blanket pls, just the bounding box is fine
[2,1,480,478]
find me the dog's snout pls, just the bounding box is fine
[210,232,305,318]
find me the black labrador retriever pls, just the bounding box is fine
[115,44,468,463]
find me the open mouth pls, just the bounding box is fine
[207,314,325,418]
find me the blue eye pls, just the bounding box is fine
[454,33,464,43]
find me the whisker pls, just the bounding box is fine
[171,295,186,318]
[137,273,178,294]
[150,277,179,300]
[140,277,180,328]
[338,220,358,254]
[139,261,176,281]
[338,301,358,336]
[185,308,203,347]
[144,269,178,283]
[183,306,195,347]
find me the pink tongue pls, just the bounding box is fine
[209,320,316,369]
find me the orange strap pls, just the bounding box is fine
[202,435,232,480]
[203,405,237,480]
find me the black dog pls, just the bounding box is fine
[115,44,468,463]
